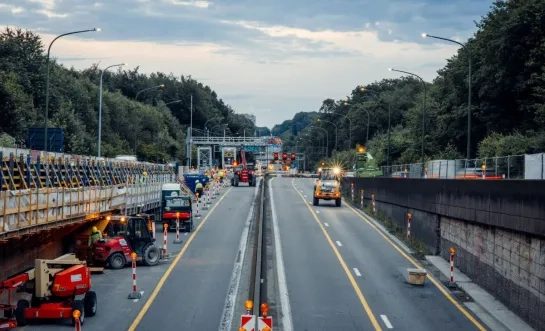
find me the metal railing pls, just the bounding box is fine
[379,153,545,179]
[190,136,269,146]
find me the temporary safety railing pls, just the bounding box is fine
[379,153,545,180]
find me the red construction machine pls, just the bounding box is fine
[0,254,97,329]
[231,148,257,187]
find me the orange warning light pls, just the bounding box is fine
[245,300,253,311]
[131,252,137,259]
[450,247,456,254]
[263,327,271,331]
[163,223,168,229]
[407,212,412,218]
[481,164,486,170]
[239,328,246,331]
[72,309,81,319]
[176,212,180,218]
[260,303,269,317]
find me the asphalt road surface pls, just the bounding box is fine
[18,181,257,331]
[270,177,489,331]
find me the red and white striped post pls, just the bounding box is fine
[351,183,354,201]
[195,193,201,218]
[424,167,428,179]
[202,189,209,210]
[372,194,376,215]
[127,252,142,299]
[360,189,364,209]
[163,223,168,255]
[481,164,486,179]
[151,220,156,240]
[407,212,412,239]
[449,247,456,285]
[73,310,82,331]
[207,186,211,205]
[173,213,182,244]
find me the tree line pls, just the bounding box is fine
[273,0,545,169]
[0,27,268,164]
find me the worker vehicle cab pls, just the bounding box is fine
[231,149,257,187]
[313,167,342,207]
[162,195,194,232]
[93,216,163,269]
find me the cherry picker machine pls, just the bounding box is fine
[231,148,257,187]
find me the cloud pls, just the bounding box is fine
[1,0,495,128]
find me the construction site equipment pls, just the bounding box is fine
[313,167,342,207]
[162,196,194,232]
[89,215,163,269]
[232,149,257,187]
[0,254,97,328]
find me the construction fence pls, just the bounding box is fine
[380,153,545,179]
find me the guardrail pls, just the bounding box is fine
[379,154,545,179]
[191,136,268,145]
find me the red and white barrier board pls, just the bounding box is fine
[240,314,256,331]
[258,316,273,330]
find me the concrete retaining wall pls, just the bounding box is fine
[342,178,545,330]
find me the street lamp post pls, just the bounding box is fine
[422,33,472,159]
[359,88,390,163]
[98,62,126,158]
[317,118,338,153]
[44,28,100,152]
[342,101,367,145]
[135,84,165,100]
[332,104,354,149]
[308,126,328,157]
[388,68,427,167]
[204,117,223,137]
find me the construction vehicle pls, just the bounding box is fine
[0,254,97,328]
[162,195,194,232]
[77,215,164,270]
[313,166,342,207]
[231,149,257,187]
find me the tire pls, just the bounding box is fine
[313,197,319,206]
[142,244,161,266]
[83,291,98,317]
[335,198,342,207]
[15,299,29,326]
[71,300,85,326]
[107,252,126,269]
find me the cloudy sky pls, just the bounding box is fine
[1,0,494,128]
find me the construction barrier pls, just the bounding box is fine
[173,215,182,244]
[128,252,142,299]
[163,223,168,255]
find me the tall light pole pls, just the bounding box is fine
[309,126,328,157]
[98,62,126,158]
[389,68,427,167]
[359,88,387,162]
[189,94,193,167]
[204,116,222,137]
[340,101,364,146]
[135,84,165,100]
[44,28,100,152]
[317,118,338,153]
[422,33,472,160]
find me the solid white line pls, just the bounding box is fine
[353,268,361,277]
[380,314,393,329]
[324,222,329,227]
[218,179,260,331]
[271,177,294,331]
[336,241,342,247]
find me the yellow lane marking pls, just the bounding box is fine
[290,179,383,331]
[342,200,487,331]
[128,187,233,331]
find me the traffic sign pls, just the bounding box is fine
[258,316,273,331]
[240,314,256,331]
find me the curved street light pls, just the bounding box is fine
[388,68,427,167]
[165,99,183,106]
[317,118,338,153]
[423,33,472,159]
[359,88,393,166]
[44,28,100,152]
[204,117,224,137]
[136,84,165,100]
[308,125,329,157]
[98,62,126,158]
[341,101,364,146]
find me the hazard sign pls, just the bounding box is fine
[258,316,273,330]
[240,314,256,331]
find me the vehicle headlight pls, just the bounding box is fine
[333,167,340,174]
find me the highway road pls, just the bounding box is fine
[18,181,258,331]
[270,177,489,331]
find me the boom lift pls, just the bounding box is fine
[0,254,97,329]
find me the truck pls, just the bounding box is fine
[231,149,257,187]
[313,166,342,207]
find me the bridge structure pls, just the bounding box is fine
[0,147,179,278]
[188,135,280,168]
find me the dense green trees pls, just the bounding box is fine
[0,27,256,164]
[272,0,545,169]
